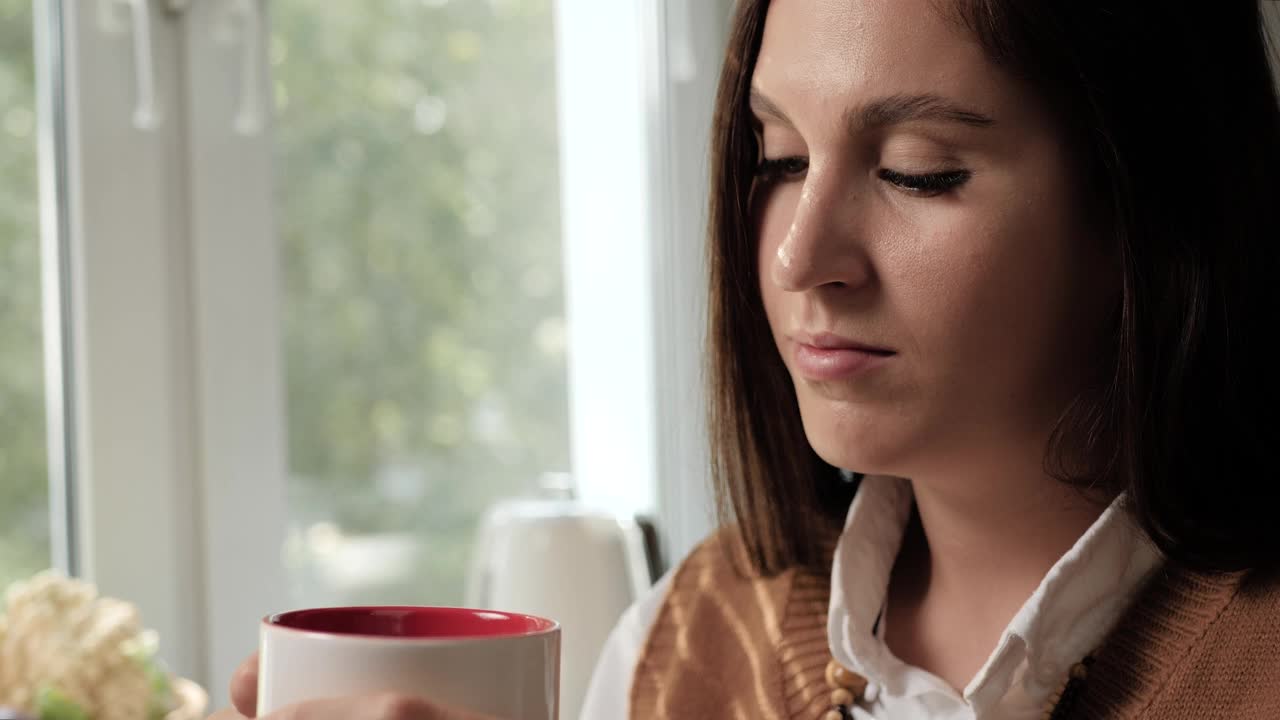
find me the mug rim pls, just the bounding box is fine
[263,605,561,643]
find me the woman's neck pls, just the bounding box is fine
[882,470,1111,692]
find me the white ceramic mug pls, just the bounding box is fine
[258,606,560,720]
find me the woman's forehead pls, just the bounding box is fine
[751,0,1004,126]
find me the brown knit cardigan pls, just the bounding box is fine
[629,529,1280,719]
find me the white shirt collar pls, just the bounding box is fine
[826,475,1163,716]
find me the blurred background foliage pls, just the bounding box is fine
[273,0,569,605]
[0,0,570,606]
[0,0,49,592]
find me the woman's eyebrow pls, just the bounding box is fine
[748,87,995,132]
[852,93,996,131]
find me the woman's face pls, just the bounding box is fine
[754,0,1117,478]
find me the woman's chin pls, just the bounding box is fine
[793,388,921,476]
[801,422,904,477]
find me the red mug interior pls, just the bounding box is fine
[267,606,557,639]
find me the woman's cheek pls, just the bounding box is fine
[881,214,1010,374]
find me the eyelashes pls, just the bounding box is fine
[753,156,972,198]
[877,168,971,195]
[755,156,810,182]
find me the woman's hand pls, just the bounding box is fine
[206,653,495,720]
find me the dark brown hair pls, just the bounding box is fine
[708,0,1280,575]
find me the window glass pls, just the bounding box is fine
[271,0,570,605]
[0,0,51,589]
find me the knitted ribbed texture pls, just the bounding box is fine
[1075,565,1280,719]
[629,530,1280,720]
[629,531,833,719]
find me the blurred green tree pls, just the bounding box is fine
[0,0,569,604]
[0,0,51,590]
[272,0,569,604]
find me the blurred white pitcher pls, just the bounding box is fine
[466,475,656,720]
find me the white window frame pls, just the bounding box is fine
[558,0,731,568]
[39,0,213,684]
[39,0,288,689]
[39,0,730,700]
[642,0,731,565]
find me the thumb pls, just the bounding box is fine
[230,652,260,717]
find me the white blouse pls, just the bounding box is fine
[579,475,1163,720]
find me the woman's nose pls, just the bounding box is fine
[768,167,874,293]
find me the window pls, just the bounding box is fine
[0,0,50,590]
[270,0,570,608]
[36,0,730,711]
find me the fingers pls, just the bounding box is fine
[228,652,491,720]
[262,692,492,720]
[229,652,261,718]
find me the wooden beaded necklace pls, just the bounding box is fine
[821,653,1094,720]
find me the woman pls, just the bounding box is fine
[215,0,1280,718]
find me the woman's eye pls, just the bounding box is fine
[879,168,971,197]
[755,156,809,182]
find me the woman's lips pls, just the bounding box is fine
[791,340,894,381]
